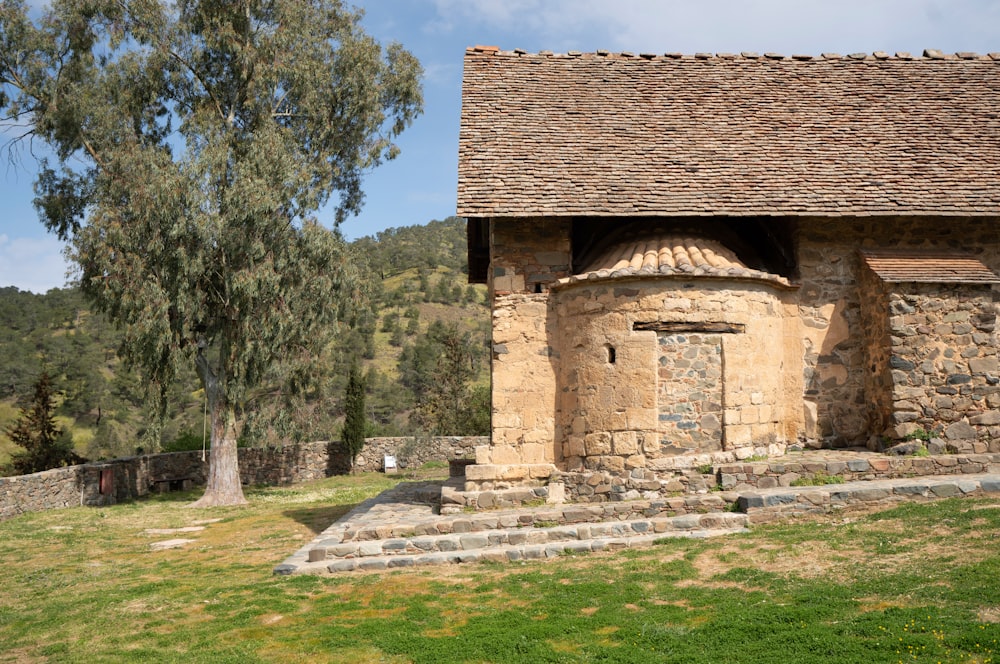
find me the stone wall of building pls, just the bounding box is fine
[865,282,1000,451]
[483,218,572,478]
[0,436,484,520]
[477,216,1000,488]
[550,277,802,475]
[859,264,895,439]
[797,217,1000,446]
[490,217,572,296]
[487,293,560,469]
[717,452,1000,490]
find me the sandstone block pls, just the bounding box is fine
[612,431,639,455]
[528,464,556,479]
[624,454,646,469]
[491,445,523,465]
[565,436,586,458]
[598,456,625,472]
[585,432,612,456]
[626,407,657,430]
[727,425,753,447]
[521,442,547,464]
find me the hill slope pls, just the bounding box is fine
[0,217,488,468]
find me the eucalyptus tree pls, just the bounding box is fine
[0,0,422,505]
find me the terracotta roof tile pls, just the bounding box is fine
[556,235,792,289]
[457,49,1000,218]
[861,251,1000,283]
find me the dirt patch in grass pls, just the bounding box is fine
[681,539,864,584]
[979,607,1000,623]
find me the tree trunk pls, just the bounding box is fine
[189,349,247,508]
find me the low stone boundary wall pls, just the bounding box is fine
[352,436,484,473]
[0,436,484,521]
[717,452,1000,490]
[739,475,1000,524]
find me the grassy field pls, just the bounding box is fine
[1,472,999,663]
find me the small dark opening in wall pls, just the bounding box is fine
[534,282,544,293]
[608,346,616,364]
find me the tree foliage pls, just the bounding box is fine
[405,321,489,436]
[0,0,422,504]
[6,371,83,474]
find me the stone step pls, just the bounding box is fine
[283,524,749,575]
[303,512,749,563]
[326,494,733,546]
[274,471,1000,576]
[737,473,1000,522]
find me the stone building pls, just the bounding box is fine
[457,46,1000,491]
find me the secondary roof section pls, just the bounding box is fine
[457,48,1000,218]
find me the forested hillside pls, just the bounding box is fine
[0,217,488,469]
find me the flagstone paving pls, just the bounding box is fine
[274,449,1000,576]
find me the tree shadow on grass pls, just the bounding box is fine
[283,504,355,534]
[283,478,446,535]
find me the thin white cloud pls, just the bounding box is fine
[432,0,1000,55]
[0,234,73,293]
[421,61,462,88]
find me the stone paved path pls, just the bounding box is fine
[274,449,1000,576]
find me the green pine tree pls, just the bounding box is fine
[7,372,83,474]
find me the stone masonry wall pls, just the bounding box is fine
[0,436,484,521]
[657,332,724,453]
[485,218,572,471]
[717,453,1000,490]
[490,217,572,296]
[551,277,801,474]
[479,216,1000,486]
[859,265,895,437]
[884,284,1000,450]
[351,436,484,472]
[488,293,560,468]
[797,217,1000,446]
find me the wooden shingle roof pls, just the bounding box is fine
[457,48,1000,218]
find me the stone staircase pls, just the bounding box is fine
[274,450,1000,576]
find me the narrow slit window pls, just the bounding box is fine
[607,346,616,364]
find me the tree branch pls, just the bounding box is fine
[168,49,228,125]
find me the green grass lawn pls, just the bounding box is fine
[1,472,999,663]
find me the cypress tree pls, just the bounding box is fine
[342,363,366,471]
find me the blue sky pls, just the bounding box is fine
[2,0,999,292]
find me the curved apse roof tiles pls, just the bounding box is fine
[555,234,793,289]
